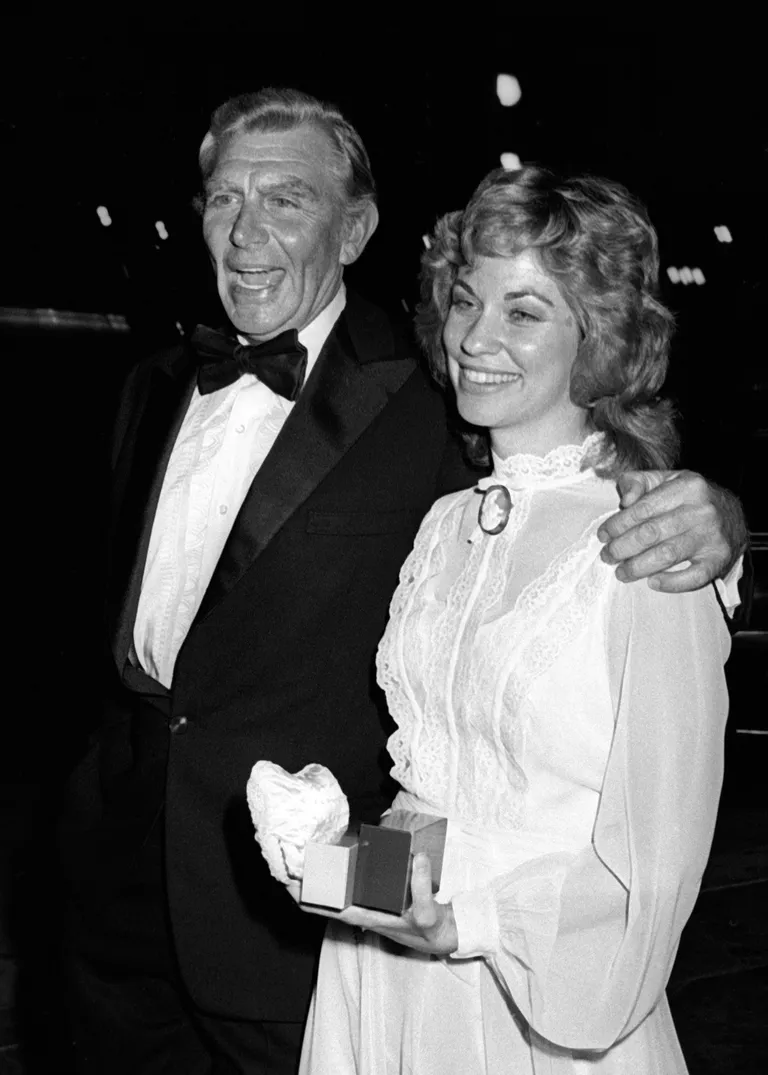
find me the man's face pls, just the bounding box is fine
[203,125,358,340]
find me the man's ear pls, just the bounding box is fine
[340,202,379,266]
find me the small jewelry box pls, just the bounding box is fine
[301,811,447,914]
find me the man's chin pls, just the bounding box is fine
[225,304,297,341]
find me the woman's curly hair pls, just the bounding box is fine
[416,165,679,473]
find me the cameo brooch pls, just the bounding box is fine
[476,484,513,535]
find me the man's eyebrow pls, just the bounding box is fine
[204,177,240,194]
[260,176,319,199]
[205,174,320,200]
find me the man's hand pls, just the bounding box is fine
[289,853,458,956]
[597,470,747,593]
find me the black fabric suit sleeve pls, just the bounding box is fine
[715,542,754,635]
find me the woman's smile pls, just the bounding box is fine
[444,252,587,457]
[458,366,522,388]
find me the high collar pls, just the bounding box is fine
[483,432,607,491]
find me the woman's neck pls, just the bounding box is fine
[490,413,591,460]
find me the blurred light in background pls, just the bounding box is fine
[667,266,706,285]
[500,152,522,171]
[496,74,522,106]
[422,234,432,250]
[155,220,169,240]
[714,225,733,243]
[96,206,112,227]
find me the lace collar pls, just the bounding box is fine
[484,431,607,491]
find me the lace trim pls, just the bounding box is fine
[377,495,460,786]
[503,523,613,715]
[490,431,606,488]
[377,482,616,829]
[464,515,612,827]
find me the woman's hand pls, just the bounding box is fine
[289,852,459,956]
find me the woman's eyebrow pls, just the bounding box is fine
[503,288,555,307]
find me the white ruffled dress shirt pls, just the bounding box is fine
[133,285,346,688]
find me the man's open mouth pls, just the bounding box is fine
[232,268,285,290]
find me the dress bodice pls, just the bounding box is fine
[376,433,620,832]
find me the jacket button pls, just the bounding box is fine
[169,715,188,734]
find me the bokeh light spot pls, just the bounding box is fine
[496,74,522,106]
[500,152,522,171]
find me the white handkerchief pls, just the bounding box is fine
[246,761,349,884]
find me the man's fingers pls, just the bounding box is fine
[647,563,712,593]
[601,510,694,565]
[598,471,710,544]
[613,538,690,581]
[617,469,671,507]
[615,470,664,510]
[599,481,667,542]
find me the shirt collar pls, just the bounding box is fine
[297,282,346,372]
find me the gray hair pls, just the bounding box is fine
[198,87,376,219]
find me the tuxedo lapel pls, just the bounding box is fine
[194,301,415,624]
[109,349,197,669]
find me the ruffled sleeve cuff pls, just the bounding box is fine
[451,887,501,959]
[450,851,574,966]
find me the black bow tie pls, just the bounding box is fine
[191,325,308,401]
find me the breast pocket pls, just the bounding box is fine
[306,509,423,536]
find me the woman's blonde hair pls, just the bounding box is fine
[417,165,679,473]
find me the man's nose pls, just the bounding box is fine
[231,204,269,247]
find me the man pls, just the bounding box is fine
[61,88,746,1074]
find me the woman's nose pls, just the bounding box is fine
[231,204,269,248]
[461,315,502,358]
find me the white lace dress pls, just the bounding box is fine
[299,435,730,1074]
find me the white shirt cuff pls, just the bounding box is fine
[450,887,500,960]
[716,555,744,618]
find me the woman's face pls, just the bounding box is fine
[443,251,588,458]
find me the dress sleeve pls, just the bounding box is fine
[450,579,731,1051]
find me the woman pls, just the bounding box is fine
[296,166,730,1073]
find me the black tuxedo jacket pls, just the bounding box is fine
[94,293,480,1021]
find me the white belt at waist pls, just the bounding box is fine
[388,789,584,893]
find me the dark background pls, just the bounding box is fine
[1,16,766,1073]
[2,20,765,506]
